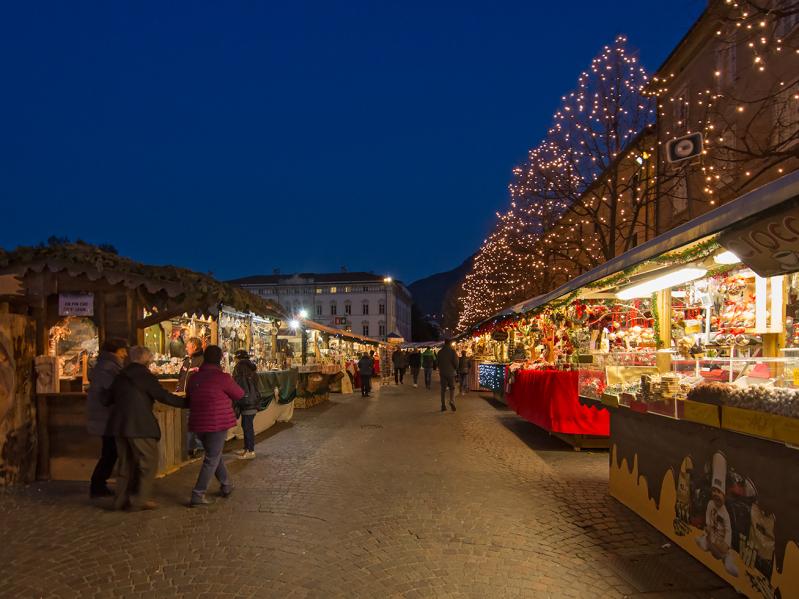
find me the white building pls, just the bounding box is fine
[229,271,412,341]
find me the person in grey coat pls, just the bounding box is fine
[86,338,129,498]
[437,340,459,412]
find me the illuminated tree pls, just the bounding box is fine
[457,36,654,329]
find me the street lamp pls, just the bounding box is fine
[299,309,308,320]
[383,277,392,341]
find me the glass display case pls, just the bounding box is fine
[577,351,657,402]
[580,352,799,433]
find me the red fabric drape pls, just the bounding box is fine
[505,370,609,436]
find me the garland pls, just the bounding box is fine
[651,292,663,349]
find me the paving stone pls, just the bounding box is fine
[0,382,733,598]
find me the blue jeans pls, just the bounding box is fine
[423,368,433,389]
[241,413,255,452]
[192,431,230,500]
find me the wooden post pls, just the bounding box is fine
[656,289,672,374]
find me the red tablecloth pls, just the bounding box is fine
[505,369,609,436]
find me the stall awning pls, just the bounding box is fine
[511,170,799,315]
[303,319,384,346]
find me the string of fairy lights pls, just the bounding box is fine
[457,1,799,333]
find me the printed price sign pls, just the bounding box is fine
[58,293,94,316]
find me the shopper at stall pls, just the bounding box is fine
[408,349,422,388]
[358,352,374,397]
[105,345,185,510]
[458,351,472,396]
[86,337,129,499]
[186,345,242,507]
[232,349,260,460]
[422,347,437,390]
[178,336,204,458]
[168,328,186,358]
[437,340,459,412]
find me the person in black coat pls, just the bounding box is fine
[232,350,260,459]
[357,353,374,397]
[408,350,422,388]
[106,346,185,510]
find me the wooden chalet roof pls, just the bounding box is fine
[0,243,286,320]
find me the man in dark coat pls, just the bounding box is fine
[437,340,459,412]
[106,345,185,510]
[177,336,204,457]
[86,338,129,498]
[408,349,422,388]
[232,349,260,460]
[358,352,374,397]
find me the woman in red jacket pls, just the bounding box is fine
[185,345,243,506]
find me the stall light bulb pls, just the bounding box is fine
[289,320,300,329]
[713,251,741,265]
[616,268,707,300]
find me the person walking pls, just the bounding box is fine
[437,340,459,412]
[186,345,242,507]
[408,349,422,388]
[358,352,374,397]
[232,349,260,460]
[421,347,437,390]
[392,349,402,385]
[396,350,409,384]
[86,338,129,498]
[105,346,185,510]
[458,351,472,396]
[177,336,204,458]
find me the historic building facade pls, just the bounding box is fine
[229,271,412,341]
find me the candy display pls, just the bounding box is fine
[688,382,799,419]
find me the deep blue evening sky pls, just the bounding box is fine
[1,1,705,285]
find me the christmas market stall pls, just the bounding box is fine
[298,320,385,402]
[459,308,609,448]
[509,171,799,598]
[0,243,286,482]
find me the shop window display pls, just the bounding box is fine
[48,316,99,381]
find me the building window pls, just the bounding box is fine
[330,303,337,315]
[716,42,736,90]
[379,322,386,337]
[316,304,322,316]
[344,286,352,293]
[330,286,337,294]
[379,303,385,315]
[362,286,369,292]
[363,324,369,336]
[362,302,369,315]
[344,303,352,315]
[672,86,689,133]
[315,288,322,294]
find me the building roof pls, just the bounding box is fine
[229,272,396,285]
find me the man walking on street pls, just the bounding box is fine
[358,352,374,397]
[408,348,421,388]
[437,340,459,412]
[185,345,243,507]
[86,338,129,498]
[106,346,185,510]
[422,347,436,390]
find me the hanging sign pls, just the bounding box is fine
[58,293,94,316]
[719,198,799,277]
[491,330,508,341]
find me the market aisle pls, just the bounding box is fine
[0,384,734,599]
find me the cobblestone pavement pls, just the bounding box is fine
[0,382,737,599]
